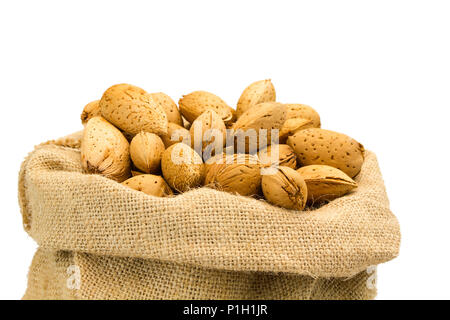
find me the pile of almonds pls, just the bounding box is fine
[80,80,364,210]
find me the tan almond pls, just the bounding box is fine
[297,165,357,204]
[122,174,173,197]
[148,92,183,126]
[285,104,321,127]
[161,143,204,192]
[161,122,191,148]
[287,128,365,178]
[80,116,131,182]
[129,132,165,174]
[279,117,315,143]
[261,166,308,210]
[190,110,226,157]
[204,153,261,196]
[232,102,286,153]
[100,83,168,136]
[258,144,297,170]
[178,91,235,125]
[236,79,276,118]
[81,100,101,125]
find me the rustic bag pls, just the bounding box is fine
[18,132,400,300]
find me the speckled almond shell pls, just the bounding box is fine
[80,116,131,182]
[100,84,168,136]
[279,117,315,143]
[149,92,183,126]
[297,165,357,203]
[122,174,173,197]
[258,144,297,169]
[232,102,286,152]
[178,91,235,125]
[161,143,204,192]
[204,153,261,196]
[287,128,365,178]
[261,166,307,210]
[236,79,276,118]
[129,132,165,174]
[80,100,101,125]
[161,122,191,149]
[285,104,321,128]
[190,110,226,155]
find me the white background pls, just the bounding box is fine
[1,0,449,300]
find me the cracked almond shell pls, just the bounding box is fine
[261,166,308,210]
[81,116,131,182]
[190,110,226,156]
[129,132,165,174]
[122,174,173,197]
[297,165,357,203]
[161,122,191,148]
[161,143,204,192]
[81,100,101,125]
[236,79,276,118]
[285,104,321,128]
[100,83,168,136]
[258,144,297,169]
[232,102,286,153]
[204,153,261,196]
[287,128,365,178]
[148,92,183,126]
[178,91,235,125]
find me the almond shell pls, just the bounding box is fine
[80,116,131,182]
[297,164,357,203]
[100,83,168,136]
[287,128,365,178]
[236,79,276,118]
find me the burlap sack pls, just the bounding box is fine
[18,132,400,300]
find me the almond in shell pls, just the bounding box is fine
[161,143,204,192]
[297,165,357,204]
[100,83,168,136]
[81,100,101,125]
[287,128,365,178]
[81,116,131,182]
[204,152,227,174]
[279,117,315,143]
[149,92,183,126]
[236,79,276,118]
[122,174,173,197]
[178,91,235,125]
[204,153,261,196]
[258,144,297,169]
[129,132,165,174]
[190,110,226,157]
[232,102,286,153]
[161,122,191,148]
[285,104,321,127]
[261,166,308,210]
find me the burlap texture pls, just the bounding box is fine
[19,132,400,300]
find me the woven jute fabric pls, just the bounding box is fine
[19,132,400,300]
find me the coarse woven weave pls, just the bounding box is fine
[19,132,400,300]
